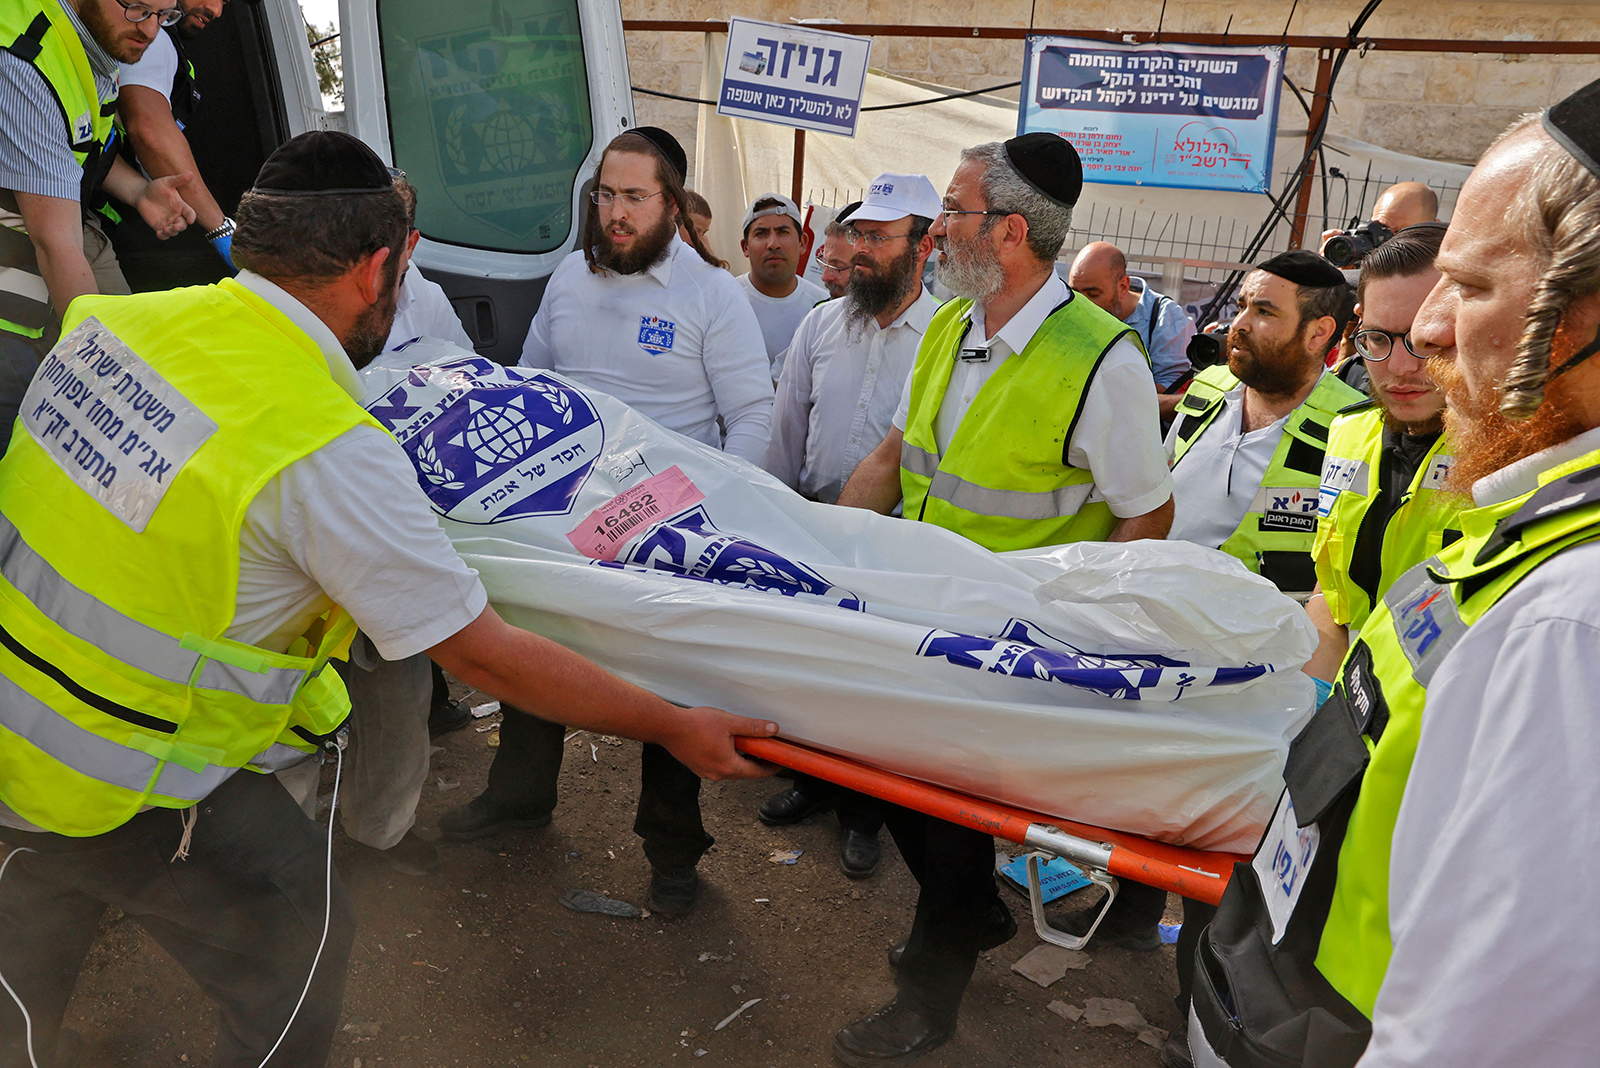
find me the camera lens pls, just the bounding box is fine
[1324,235,1358,268]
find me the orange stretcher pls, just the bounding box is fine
[736,736,1247,950]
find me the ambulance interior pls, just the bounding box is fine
[106,0,632,364]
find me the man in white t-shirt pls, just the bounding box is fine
[116,0,236,266]
[737,192,827,381]
[0,131,775,1068]
[519,129,771,464]
[478,129,772,919]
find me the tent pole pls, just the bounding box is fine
[1289,48,1334,250]
[791,129,806,205]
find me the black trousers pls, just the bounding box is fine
[481,706,713,870]
[1097,877,1217,1016]
[0,770,353,1068]
[882,805,1005,1016]
[790,773,885,836]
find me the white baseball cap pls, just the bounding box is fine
[741,193,803,236]
[847,173,943,224]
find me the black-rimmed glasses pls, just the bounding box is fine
[1354,327,1422,362]
[114,0,183,27]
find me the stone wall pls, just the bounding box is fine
[623,0,1600,176]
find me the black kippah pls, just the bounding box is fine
[631,126,687,183]
[1002,133,1083,208]
[252,131,394,197]
[1544,76,1600,180]
[1259,249,1348,289]
[836,199,862,223]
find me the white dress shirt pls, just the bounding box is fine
[386,268,474,352]
[521,236,774,463]
[892,274,1172,519]
[1359,425,1600,1068]
[765,289,937,503]
[1164,383,1291,549]
[738,271,828,381]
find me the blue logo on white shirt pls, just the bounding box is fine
[639,315,676,355]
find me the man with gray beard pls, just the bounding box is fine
[830,137,1172,1066]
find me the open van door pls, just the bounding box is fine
[105,0,330,292]
[339,0,634,361]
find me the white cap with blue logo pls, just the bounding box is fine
[847,172,943,224]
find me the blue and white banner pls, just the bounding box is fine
[717,17,872,138]
[1018,36,1285,193]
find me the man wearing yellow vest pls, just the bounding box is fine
[833,135,1173,1066]
[1186,80,1600,1068]
[0,0,196,453]
[0,131,776,1068]
[1305,223,1464,682]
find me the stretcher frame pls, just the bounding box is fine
[736,736,1246,950]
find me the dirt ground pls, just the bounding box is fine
[54,707,1188,1068]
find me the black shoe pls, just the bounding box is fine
[839,829,881,879]
[758,786,834,826]
[832,997,956,1067]
[646,865,700,917]
[888,900,1016,969]
[370,829,442,876]
[437,796,553,841]
[1161,1029,1195,1068]
[428,698,473,738]
[1047,903,1162,951]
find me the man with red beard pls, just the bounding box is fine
[465,130,774,918]
[1304,223,1465,684]
[1184,81,1600,1068]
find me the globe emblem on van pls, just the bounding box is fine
[463,404,537,465]
[483,109,537,173]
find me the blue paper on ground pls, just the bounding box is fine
[999,855,1092,903]
[1160,922,1182,944]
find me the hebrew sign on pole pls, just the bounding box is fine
[716,17,873,138]
[1019,36,1285,193]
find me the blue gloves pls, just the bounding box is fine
[1313,676,1334,709]
[209,232,235,271]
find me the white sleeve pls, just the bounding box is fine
[118,32,178,100]
[273,426,488,660]
[701,281,775,463]
[1360,562,1600,1068]
[1066,337,1174,518]
[891,371,913,432]
[408,273,474,350]
[519,264,564,369]
[762,312,818,489]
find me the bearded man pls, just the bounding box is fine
[1185,81,1600,1068]
[831,137,1173,1066]
[518,127,772,463]
[446,129,774,918]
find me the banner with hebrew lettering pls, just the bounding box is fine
[1018,36,1284,193]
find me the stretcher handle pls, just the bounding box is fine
[736,736,1241,905]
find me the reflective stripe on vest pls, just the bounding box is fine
[1170,363,1365,575]
[1311,406,1463,635]
[1191,447,1600,1068]
[0,281,374,836]
[898,293,1142,551]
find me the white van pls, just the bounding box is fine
[107,0,634,363]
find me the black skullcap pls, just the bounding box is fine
[631,126,687,183]
[1002,133,1083,209]
[252,131,393,197]
[1544,76,1600,181]
[836,199,863,224]
[1259,249,1349,289]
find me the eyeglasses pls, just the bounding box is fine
[590,189,664,206]
[817,257,852,273]
[1353,326,1422,362]
[938,207,1010,221]
[842,227,913,249]
[114,0,184,27]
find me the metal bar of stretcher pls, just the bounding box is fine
[735,736,1245,906]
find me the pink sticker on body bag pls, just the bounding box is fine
[567,465,706,561]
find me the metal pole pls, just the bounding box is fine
[791,128,806,206]
[1289,48,1335,250]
